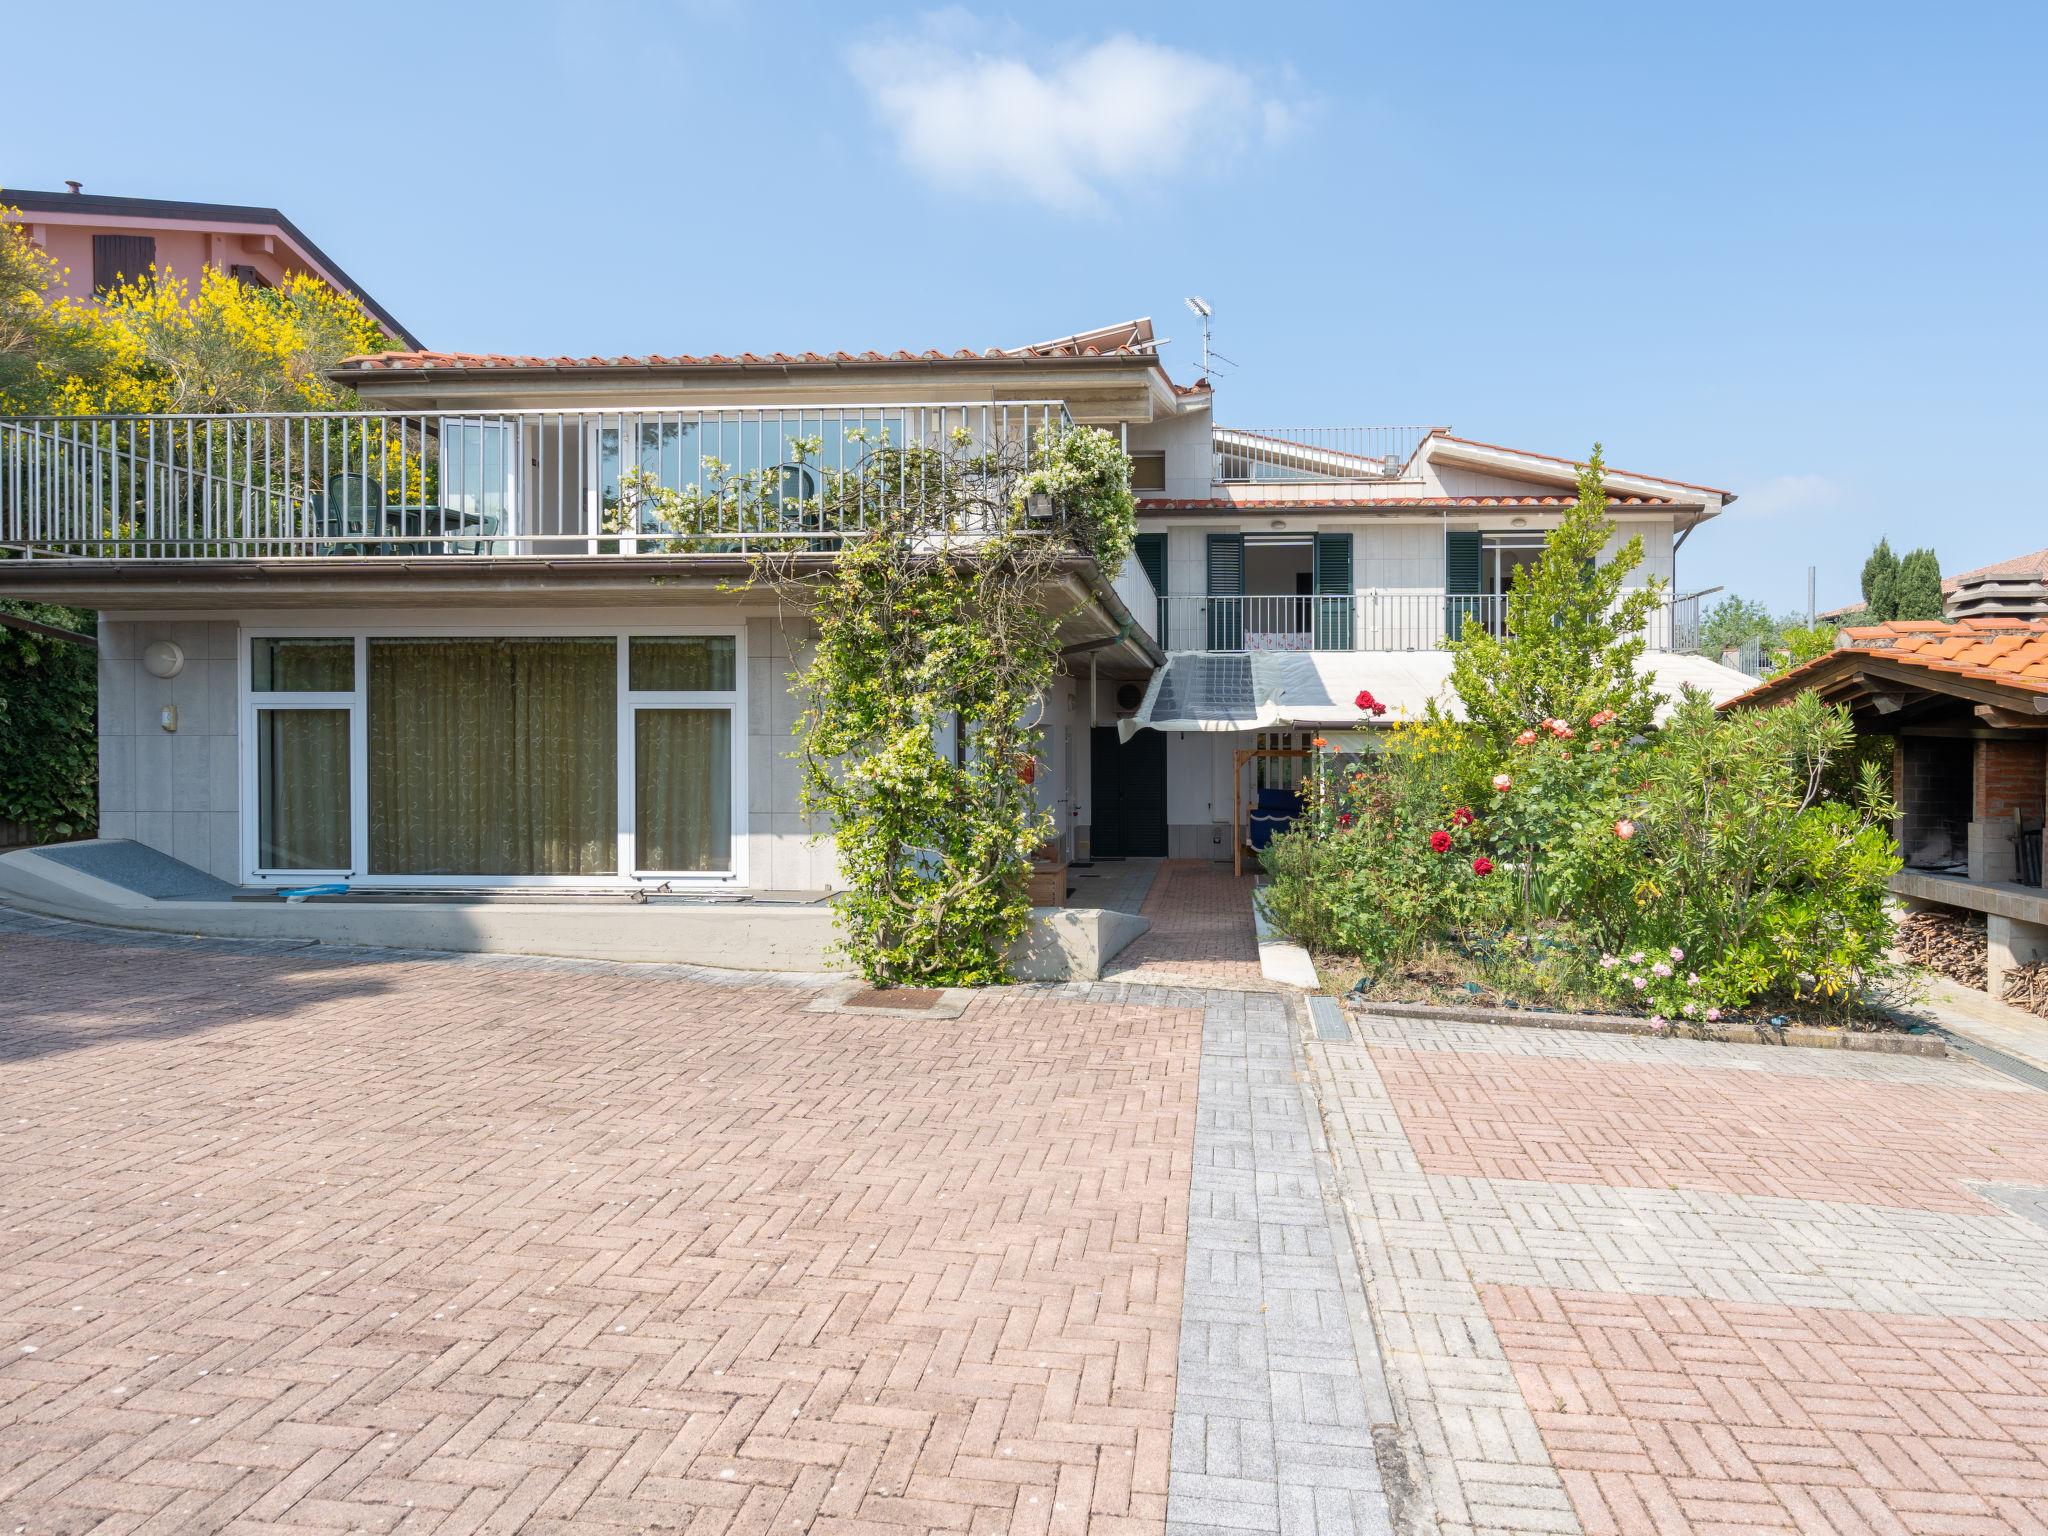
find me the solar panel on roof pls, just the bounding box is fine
[1148,654,1258,725]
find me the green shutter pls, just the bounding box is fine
[1445,530,1483,640]
[1313,532,1353,649]
[1206,533,1244,650]
[1134,533,1169,648]
[1134,533,1168,592]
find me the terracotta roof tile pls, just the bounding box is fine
[1721,617,2048,710]
[1138,494,1675,512]
[338,318,1168,375]
[1943,547,2048,593]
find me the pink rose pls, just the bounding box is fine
[1614,818,1636,840]
[1492,774,1512,793]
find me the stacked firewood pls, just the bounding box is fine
[1895,909,1988,990]
[2004,962,2048,1020]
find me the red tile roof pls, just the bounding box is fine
[1138,494,1676,512]
[1722,618,2048,710]
[337,345,1154,371]
[337,318,1167,374]
[1943,547,2048,593]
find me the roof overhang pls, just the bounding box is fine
[1422,433,1733,521]
[0,553,1164,674]
[331,353,1174,424]
[1723,649,2048,726]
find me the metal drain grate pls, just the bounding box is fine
[844,986,945,1011]
[1307,995,1353,1042]
[1939,1029,2048,1093]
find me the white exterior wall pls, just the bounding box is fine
[95,609,843,892]
[1124,411,1214,501]
[745,617,840,892]
[97,618,243,882]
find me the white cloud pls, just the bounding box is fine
[1730,473,1842,518]
[847,13,1298,214]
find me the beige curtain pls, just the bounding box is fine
[258,709,350,869]
[628,635,735,691]
[253,637,353,692]
[635,709,731,872]
[368,638,617,876]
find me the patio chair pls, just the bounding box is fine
[321,473,388,556]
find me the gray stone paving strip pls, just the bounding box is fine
[1167,988,1398,1536]
[1346,1006,2026,1088]
[1305,1033,1578,1536]
[1431,1174,2048,1318]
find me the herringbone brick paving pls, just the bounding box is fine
[1312,1008,2048,1536]
[1104,863,1264,990]
[1374,1046,2048,1213]
[1487,1285,2048,1534]
[0,911,1201,1535]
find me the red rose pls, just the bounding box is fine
[1471,856,1494,875]
[1338,812,1353,827]
[1428,830,1452,853]
[1451,806,1475,827]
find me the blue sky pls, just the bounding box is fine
[9,0,2044,612]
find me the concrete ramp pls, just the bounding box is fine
[0,842,1144,982]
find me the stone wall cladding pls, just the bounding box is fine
[96,618,241,882]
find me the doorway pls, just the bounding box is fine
[1090,727,1168,858]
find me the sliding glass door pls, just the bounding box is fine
[243,628,744,885]
[367,637,618,877]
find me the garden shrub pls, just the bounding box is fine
[0,602,97,840]
[1262,444,1903,1023]
[749,425,1134,986]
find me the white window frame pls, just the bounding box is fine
[238,622,747,889]
[242,635,362,883]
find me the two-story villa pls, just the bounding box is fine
[0,317,1751,967]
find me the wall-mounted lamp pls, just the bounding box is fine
[1509,516,1529,529]
[1268,519,1286,530]
[142,640,185,679]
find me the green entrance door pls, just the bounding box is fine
[1090,727,1168,858]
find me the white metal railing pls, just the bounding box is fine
[1212,426,1433,485]
[1157,590,1704,654]
[0,402,1073,559]
[1109,553,1160,648]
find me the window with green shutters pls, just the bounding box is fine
[1313,532,1353,649]
[1206,533,1244,650]
[1445,529,1483,640]
[1134,533,1168,645]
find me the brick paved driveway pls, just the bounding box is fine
[0,911,1202,1535]
[1313,1012,2048,1536]
[1104,863,1264,991]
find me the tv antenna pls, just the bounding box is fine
[1183,295,1235,382]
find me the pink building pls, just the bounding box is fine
[6,184,418,348]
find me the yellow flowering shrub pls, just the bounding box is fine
[50,265,390,414]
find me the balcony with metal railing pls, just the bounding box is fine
[1211,426,1434,485]
[0,402,1073,561]
[1155,590,1706,654]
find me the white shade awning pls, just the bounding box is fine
[1122,650,1759,738]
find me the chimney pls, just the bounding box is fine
[64,180,82,195]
